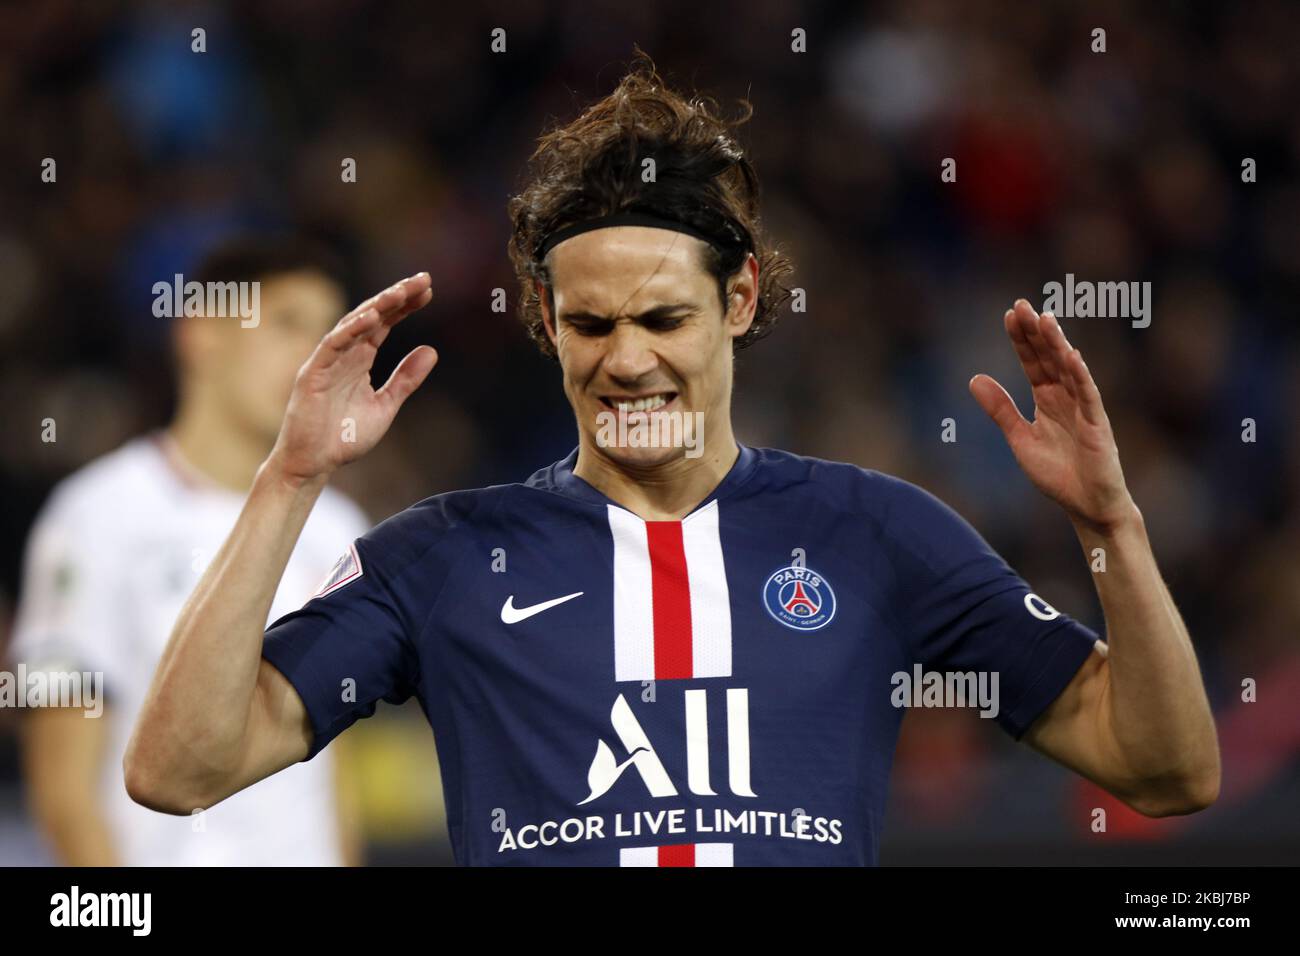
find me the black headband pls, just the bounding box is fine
[535,211,747,260]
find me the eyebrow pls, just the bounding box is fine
[559,302,698,323]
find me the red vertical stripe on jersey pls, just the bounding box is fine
[645,520,693,679]
[658,844,696,867]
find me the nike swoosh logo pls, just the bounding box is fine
[501,591,584,624]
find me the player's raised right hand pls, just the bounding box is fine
[268,272,436,484]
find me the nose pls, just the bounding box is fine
[602,320,659,382]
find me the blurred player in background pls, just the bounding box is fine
[9,238,369,865]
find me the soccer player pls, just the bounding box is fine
[12,238,369,865]
[125,62,1219,866]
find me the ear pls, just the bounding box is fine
[724,253,759,341]
[537,279,558,348]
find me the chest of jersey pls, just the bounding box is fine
[417,496,909,865]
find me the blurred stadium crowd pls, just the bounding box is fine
[0,0,1296,864]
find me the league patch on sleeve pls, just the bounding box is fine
[314,542,363,597]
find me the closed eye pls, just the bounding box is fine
[566,316,616,336]
[561,304,697,336]
[640,315,687,332]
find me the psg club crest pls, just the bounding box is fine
[762,566,836,632]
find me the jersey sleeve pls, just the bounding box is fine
[261,515,433,760]
[878,475,1103,740]
[8,489,128,687]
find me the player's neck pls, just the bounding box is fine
[573,432,740,521]
[167,399,272,494]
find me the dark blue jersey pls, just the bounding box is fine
[262,445,1101,866]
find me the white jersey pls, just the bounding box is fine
[9,432,371,866]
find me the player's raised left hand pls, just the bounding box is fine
[969,298,1138,535]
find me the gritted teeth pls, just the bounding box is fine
[601,392,675,412]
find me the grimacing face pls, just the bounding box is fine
[539,226,758,470]
[180,270,347,443]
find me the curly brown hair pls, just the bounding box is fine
[506,50,795,360]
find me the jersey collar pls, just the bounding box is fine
[541,443,759,519]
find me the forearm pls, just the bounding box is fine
[128,459,326,799]
[1074,505,1220,799]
